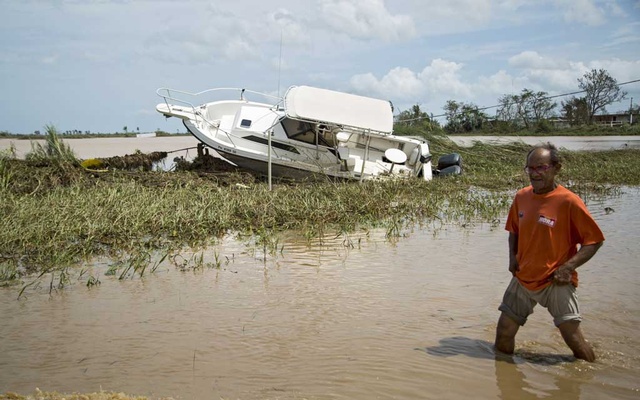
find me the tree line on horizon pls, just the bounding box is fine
[395,68,636,134]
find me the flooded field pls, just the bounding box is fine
[448,135,640,150]
[0,136,201,165]
[3,135,640,163]
[1,187,638,399]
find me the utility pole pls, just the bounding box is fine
[631,97,633,125]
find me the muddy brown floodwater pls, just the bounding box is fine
[1,185,638,399]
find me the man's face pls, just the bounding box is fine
[525,149,559,194]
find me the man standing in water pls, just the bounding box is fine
[494,143,604,362]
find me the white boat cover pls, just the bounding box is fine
[284,86,393,134]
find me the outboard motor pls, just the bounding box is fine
[434,153,462,177]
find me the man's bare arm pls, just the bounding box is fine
[508,232,519,275]
[553,242,604,285]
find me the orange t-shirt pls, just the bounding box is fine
[505,185,605,291]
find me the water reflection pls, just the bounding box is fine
[422,337,586,399]
[423,337,571,364]
[495,359,581,400]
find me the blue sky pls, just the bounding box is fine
[1,0,639,134]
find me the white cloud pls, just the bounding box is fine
[348,52,639,117]
[41,55,59,64]
[418,59,473,99]
[476,70,524,96]
[270,55,290,72]
[374,0,627,37]
[554,0,607,26]
[507,54,638,93]
[350,67,424,99]
[268,8,310,44]
[584,59,640,82]
[608,21,640,46]
[524,66,586,91]
[603,0,625,16]
[1,0,639,133]
[319,0,416,41]
[509,51,569,70]
[393,0,495,36]
[138,3,312,65]
[141,6,262,64]
[349,59,472,105]
[495,0,530,11]
[223,38,257,61]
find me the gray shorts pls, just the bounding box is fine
[498,276,582,327]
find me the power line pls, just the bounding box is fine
[396,78,640,122]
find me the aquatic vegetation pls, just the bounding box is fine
[113,249,157,280]
[0,264,19,287]
[25,125,79,166]
[1,138,639,281]
[0,145,16,191]
[0,159,12,191]
[85,274,101,287]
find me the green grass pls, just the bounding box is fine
[444,125,640,136]
[24,125,79,165]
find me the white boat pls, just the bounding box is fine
[156,85,456,181]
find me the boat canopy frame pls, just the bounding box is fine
[283,86,394,136]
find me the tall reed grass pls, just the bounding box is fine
[1,127,639,282]
[25,124,79,165]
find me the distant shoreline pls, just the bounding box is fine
[0,133,191,140]
[1,129,639,139]
[0,136,201,160]
[2,134,639,160]
[447,135,640,150]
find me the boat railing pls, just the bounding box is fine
[156,87,284,133]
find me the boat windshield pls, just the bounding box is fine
[281,118,317,145]
[280,118,336,147]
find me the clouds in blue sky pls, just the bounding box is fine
[1,0,638,133]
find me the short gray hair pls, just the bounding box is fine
[527,142,561,165]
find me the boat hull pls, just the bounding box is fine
[182,121,352,180]
[156,86,436,181]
